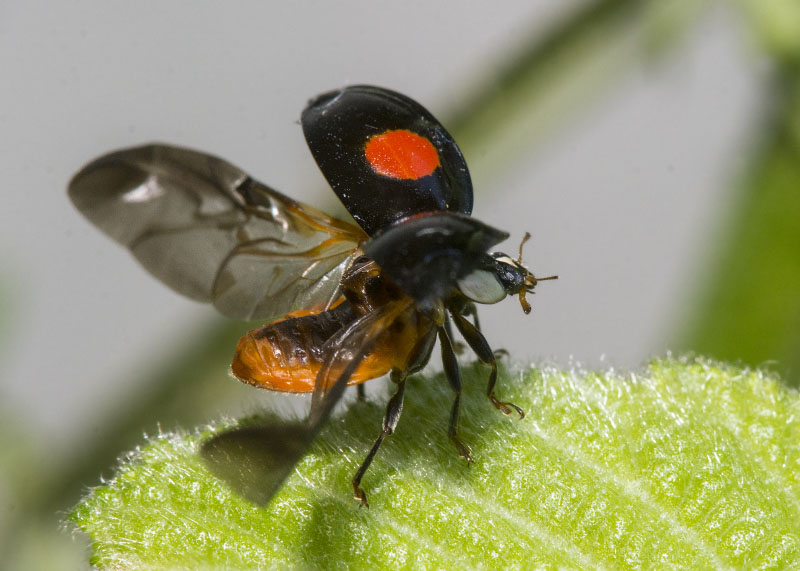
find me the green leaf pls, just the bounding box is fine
[448,0,711,181]
[71,358,800,569]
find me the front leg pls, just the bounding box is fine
[445,301,480,355]
[450,311,524,418]
[459,301,508,359]
[461,301,481,332]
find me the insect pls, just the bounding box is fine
[68,85,556,507]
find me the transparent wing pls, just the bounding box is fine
[68,143,367,320]
[308,298,413,425]
[200,297,413,505]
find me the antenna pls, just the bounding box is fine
[517,232,531,264]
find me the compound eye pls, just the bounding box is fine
[457,269,506,304]
[490,255,526,292]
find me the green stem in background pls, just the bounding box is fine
[71,359,800,569]
[676,1,800,380]
[679,71,800,384]
[448,0,708,179]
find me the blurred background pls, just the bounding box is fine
[2,0,799,567]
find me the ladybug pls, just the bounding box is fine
[68,85,557,507]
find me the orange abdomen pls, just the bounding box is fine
[231,302,423,392]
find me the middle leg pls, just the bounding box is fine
[438,322,473,463]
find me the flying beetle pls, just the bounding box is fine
[68,85,557,507]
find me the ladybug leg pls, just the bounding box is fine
[493,348,510,359]
[462,301,481,332]
[460,301,506,359]
[356,384,366,402]
[352,371,406,508]
[451,311,524,419]
[438,323,473,463]
[352,325,437,507]
[444,314,467,355]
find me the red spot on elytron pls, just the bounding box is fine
[364,129,440,180]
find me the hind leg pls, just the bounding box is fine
[352,371,406,507]
[351,327,437,507]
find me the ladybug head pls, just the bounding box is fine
[492,232,557,314]
[457,232,557,313]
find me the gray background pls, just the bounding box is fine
[1,2,762,460]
